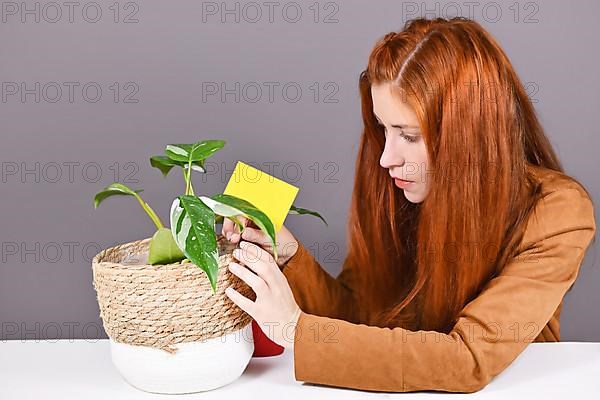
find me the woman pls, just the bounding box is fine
[223,16,597,393]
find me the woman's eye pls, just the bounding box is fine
[402,134,419,143]
[378,122,419,143]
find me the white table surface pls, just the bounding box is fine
[0,339,598,399]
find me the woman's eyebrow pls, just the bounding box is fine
[374,113,420,130]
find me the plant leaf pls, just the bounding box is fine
[164,140,225,163]
[170,196,219,293]
[229,215,245,232]
[94,183,143,208]
[289,205,328,226]
[198,195,243,218]
[184,161,206,173]
[150,155,206,177]
[148,227,186,265]
[150,156,179,177]
[200,193,278,261]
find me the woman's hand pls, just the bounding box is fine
[222,216,299,268]
[225,240,301,349]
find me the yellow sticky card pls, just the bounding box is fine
[223,161,299,232]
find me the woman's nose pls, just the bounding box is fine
[379,139,404,169]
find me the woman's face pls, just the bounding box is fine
[371,82,430,204]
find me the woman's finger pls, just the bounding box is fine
[228,216,249,242]
[225,287,255,317]
[238,241,275,265]
[240,227,273,248]
[222,217,234,238]
[228,261,269,296]
[234,242,280,287]
[232,246,274,287]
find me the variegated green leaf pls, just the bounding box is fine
[170,196,219,293]
[93,183,143,208]
[200,193,278,261]
[93,182,165,230]
[150,155,206,177]
[164,140,225,163]
[148,227,185,265]
[198,195,243,217]
[289,205,328,226]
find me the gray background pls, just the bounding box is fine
[1,0,598,341]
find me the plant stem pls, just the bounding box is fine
[132,192,164,230]
[183,164,195,196]
[184,168,190,195]
[182,168,188,195]
[187,159,195,196]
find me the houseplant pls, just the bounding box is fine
[91,140,326,394]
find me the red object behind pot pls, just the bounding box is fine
[251,319,284,357]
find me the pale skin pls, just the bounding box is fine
[224,81,431,349]
[223,218,301,349]
[372,82,431,203]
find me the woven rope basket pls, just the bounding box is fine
[91,233,256,354]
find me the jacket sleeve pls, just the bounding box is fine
[289,186,596,393]
[281,238,361,324]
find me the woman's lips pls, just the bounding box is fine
[391,175,414,182]
[394,177,415,189]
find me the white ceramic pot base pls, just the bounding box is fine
[110,323,254,394]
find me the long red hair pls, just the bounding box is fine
[348,16,591,332]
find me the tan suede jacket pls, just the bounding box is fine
[281,164,596,393]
